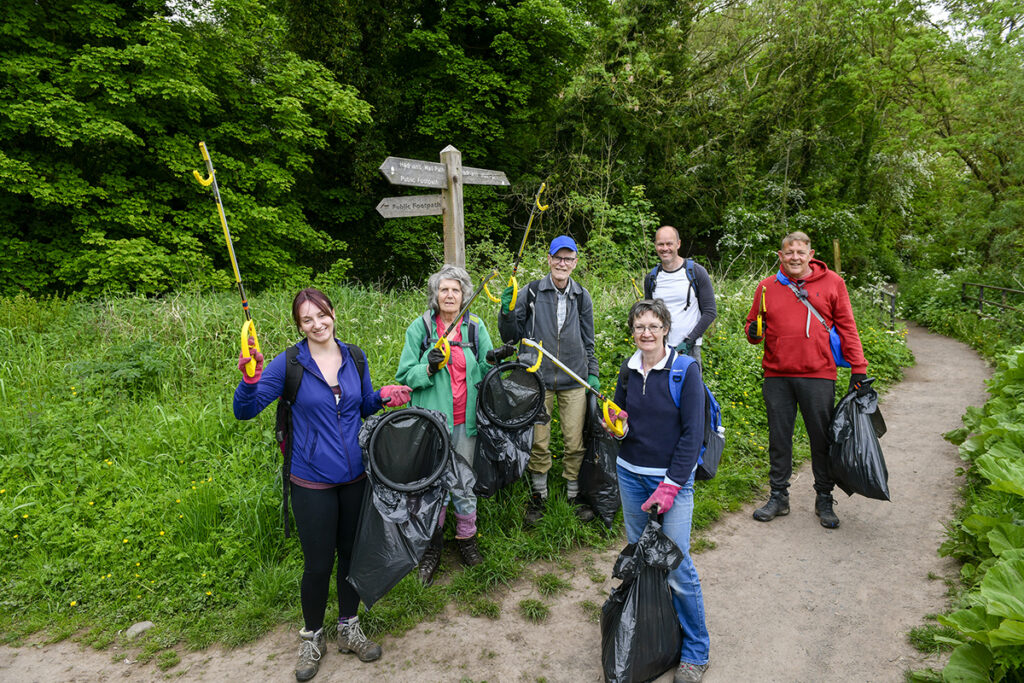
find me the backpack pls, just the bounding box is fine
[667,353,724,481]
[419,311,480,359]
[273,342,367,537]
[644,259,698,310]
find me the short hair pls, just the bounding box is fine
[292,288,334,331]
[781,231,812,250]
[426,264,474,314]
[656,225,680,241]
[627,299,672,336]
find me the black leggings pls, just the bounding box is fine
[290,478,366,631]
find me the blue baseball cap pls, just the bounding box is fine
[548,235,578,255]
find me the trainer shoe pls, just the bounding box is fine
[294,627,324,682]
[815,493,840,529]
[752,491,790,522]
[568,496,596,523]
[338,616,381,662]
[675,661,710,682]
[524,492,546,526]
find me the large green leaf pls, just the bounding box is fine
[940,606,1001,644]
[977,449,1024,498]
[942,642,995,682]
[980,559,1024,621]
[989,619,1024,647]
[988,525,1024,558]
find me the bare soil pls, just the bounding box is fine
[0,323,990,682]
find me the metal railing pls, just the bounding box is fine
[961,282,1024,316]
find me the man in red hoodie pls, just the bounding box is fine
[744,231,868,528]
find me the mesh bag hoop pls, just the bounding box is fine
[479,360,546,430]
[366,407,451,493]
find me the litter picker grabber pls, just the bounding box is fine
[193,141,261,379]
[434,269,500,371]
[631,278,644,300]
[485,182,548,306]
[519,337,625,437]
[757,286,767,337]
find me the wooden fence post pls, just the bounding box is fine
[440,145,465,268]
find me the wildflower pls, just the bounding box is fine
[89,501,94,506]
[176,499,181,503]
[22,514,28,518]
[0,489,5,494]
[206,591,212,596]
[70,601,77,607]
[123,539,128,543]
[136,562,140,566]
[159,531,165,536]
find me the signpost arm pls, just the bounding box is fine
[440,145,465,267]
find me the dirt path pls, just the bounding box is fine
[0,323,990,682]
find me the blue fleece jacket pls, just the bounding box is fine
[233,338,383,484]
[613,348,705,485]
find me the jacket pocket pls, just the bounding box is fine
[767,334,832,374]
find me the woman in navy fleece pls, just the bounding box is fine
[605,299,711,683]
[233,288,411,682]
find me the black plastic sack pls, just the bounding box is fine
[473,362,548,498]
[581,393,621,528]
[347,408,455,609]
[601,512,684,683]
[829,381,890,501]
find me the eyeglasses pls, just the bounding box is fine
[550,255,577,264]
[632,324,664,334]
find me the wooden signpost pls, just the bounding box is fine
[377,145,509,267]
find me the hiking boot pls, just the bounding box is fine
[674,661,710,683]
[524,493,546,526]
[456,535,484,567]
[569,496,595,523]
[417,528,444,586]
[337,616,381,662]
[815,493,840,529]
[752,491,789,522]
[294,628,324,682]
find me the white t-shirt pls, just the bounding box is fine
[655,265,702,347]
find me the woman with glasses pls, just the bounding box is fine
[604,299,711,683]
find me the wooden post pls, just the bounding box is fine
[440,145,465,267]
[832,239,841,274]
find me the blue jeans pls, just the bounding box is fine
[617,465,710,666]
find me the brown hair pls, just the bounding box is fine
[627,299,672,336]
[291,288,335,332]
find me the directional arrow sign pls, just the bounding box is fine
[379,157,446,188]
[376,194,443,219]
[463,166,510,186]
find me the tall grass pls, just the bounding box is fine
[0,273,912,649]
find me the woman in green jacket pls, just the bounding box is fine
[396,265,514,584]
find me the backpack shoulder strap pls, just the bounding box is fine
[645,265,660,298]
[668,350,696,408]
[420,311,435,353]
[466,314,481,357]
[275,344,303,538]
[345,343,367,381]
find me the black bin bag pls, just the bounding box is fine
[829,379,890,501]
[601,511,684,683]
[472,361,547,497]
[581,393,621,528]
[347,407,454,609]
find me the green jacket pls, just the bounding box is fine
[396,311,495,436]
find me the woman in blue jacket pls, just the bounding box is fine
[233,288,411,682]
[605,299,711,683]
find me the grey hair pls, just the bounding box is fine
[426,265,474,314]
[627,299,672,336]
[781,231,812,250]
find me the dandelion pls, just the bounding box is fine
[107,573,112,578]
[136,562,140,566]
[89,501,94,506]
[176,499,181,503]
[70,601,77,607]
[159,531,165,536]
[206,591,212,596]
[22,514,28,518]
[123,539,128,543]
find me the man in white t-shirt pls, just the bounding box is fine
[642,226,718,367]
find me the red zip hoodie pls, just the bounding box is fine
[745,259,868,379]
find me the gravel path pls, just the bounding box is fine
[0,323,990,682]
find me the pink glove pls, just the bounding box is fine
[238,337,264,384]
[602,407,628,436]
[641,482,681,514]
[380,385,412,407]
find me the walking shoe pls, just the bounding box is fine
[815,493,840,529]
[568,496,596,523]
[456,535,484,566]
[524,492,546,526]
[337,616,381,662]
[294,627,324,682]
[417,528,444,586]
[674,661,710,683]
[752,491,789,522]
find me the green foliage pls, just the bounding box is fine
[533,572,571,598]
[923,345,1024,680]
[518,598,550,623]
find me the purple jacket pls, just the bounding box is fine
[233,339,383,484]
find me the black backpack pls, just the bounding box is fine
[419,311,480,358]
[644,259,699,309]
[273,343,366,537]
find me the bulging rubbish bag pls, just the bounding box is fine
[581,393,620,529]
[472,362,548,497]
[347,407,455,609]
[829,380,890,501]
[601,511,684,683]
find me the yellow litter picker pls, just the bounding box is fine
[519,337,625,437]
[192,141,261,379]
[484,181,548,307]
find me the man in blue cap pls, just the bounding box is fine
[498,235,599,525]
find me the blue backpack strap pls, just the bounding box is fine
[668,350,696,408]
